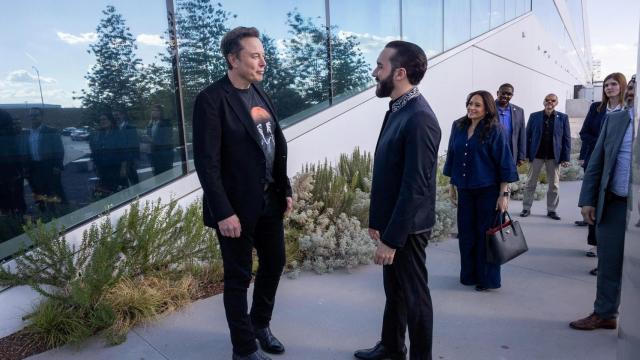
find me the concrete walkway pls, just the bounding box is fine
[29,181,617,360]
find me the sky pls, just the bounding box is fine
[586,0,639,81]
[0,0,638,108]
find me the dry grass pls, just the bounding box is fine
[101,275,196,345]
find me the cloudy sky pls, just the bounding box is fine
[0,0,637,108]
[587,0,639,80]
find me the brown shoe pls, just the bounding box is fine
[570,313,617,330]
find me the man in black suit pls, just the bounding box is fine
[496,83,526,167]
[355,41,441,360]
[146,104,174,176]
[26,108,66,213]
[193,27,292,360]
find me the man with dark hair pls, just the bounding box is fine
[496,83,526,166]
[26,107,66,212]
[355,40,441,360]
[193,26,292,360]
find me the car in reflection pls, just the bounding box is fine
[70,127,91,141]
[62,127,77,136]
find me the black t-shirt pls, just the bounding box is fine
[237,86,276,183]
[536,111,555,160]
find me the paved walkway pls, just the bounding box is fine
[29,181,617,360]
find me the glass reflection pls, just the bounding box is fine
[444,0,471,50]
[403,0,443,58]
[471,0,491,37]
[0,1,184,260]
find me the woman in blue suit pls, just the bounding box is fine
[444,90,518,291]
[578,72,627,262]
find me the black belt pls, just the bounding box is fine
[606,191,627,203]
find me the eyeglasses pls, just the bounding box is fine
[499,92,513,96]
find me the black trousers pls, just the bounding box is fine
[217,188,286,356]
[381,231,433,360]
[587,224,597,246]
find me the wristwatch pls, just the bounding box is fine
[502,191,510,197]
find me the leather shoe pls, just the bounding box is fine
[519,209,530,217]
[575,220,588,226]
[589,268,598,276]
[232,350,272,360]
[570,313,617,330]
[255,327,285,354]
[354,342,406,360]
[547,212,561,220]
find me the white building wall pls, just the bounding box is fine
[286,13,584,173]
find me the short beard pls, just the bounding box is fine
[375,72,395,98]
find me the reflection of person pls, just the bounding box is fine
[192,27,293,360]
[520,94,571,220]
[90,114,126,197]
[26,108,66,212]
[496,83,526,167]
[570,76,635,331]
[578,73,627,261]
[0,109,27,215]
[355,41,441,360]
[444,91,518,292]
[146,104,174,176]
[113,108,140,186]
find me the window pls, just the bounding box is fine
[403,0,444,58]
[444,0,471,50]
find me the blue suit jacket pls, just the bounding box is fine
[526,110,571,164]
[578,102,607,168]
[369,95,441,249]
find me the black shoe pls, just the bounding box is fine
[475,285,489,292]
[589,268,598,276]
[354,342,407,360]
[255,327,285,354]
[575,220,588,226]
[520,209,530,217]
[232,350,272,360]
[547,212,561,220]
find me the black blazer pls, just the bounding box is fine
[578,102,607,168]
[31,125,64,168]
[193,75,291,231]
[369,95,441,249]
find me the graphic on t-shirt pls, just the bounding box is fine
[250,106,275,156]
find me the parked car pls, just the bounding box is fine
[62,127,76,136]
[71,127,91,141]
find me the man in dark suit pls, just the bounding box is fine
[193,27,292,360]
[496,83,526,166]
[26,108,66,213]
[113,108,140,186]
[146,104,174,176]
[520,94,571,220]
[354,41,441,360]
[570,78,634,331]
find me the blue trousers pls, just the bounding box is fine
[457,185,501,289]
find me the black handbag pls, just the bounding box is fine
[486,211,528,265]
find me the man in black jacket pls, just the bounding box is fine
[193,27,292,360]
[354,41,441,360]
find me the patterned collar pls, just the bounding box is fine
[390,87,420,113]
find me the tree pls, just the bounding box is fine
[260,34,306,119]
[284,10,372,106]
[76,5,143,121]
[174,0,234,119]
